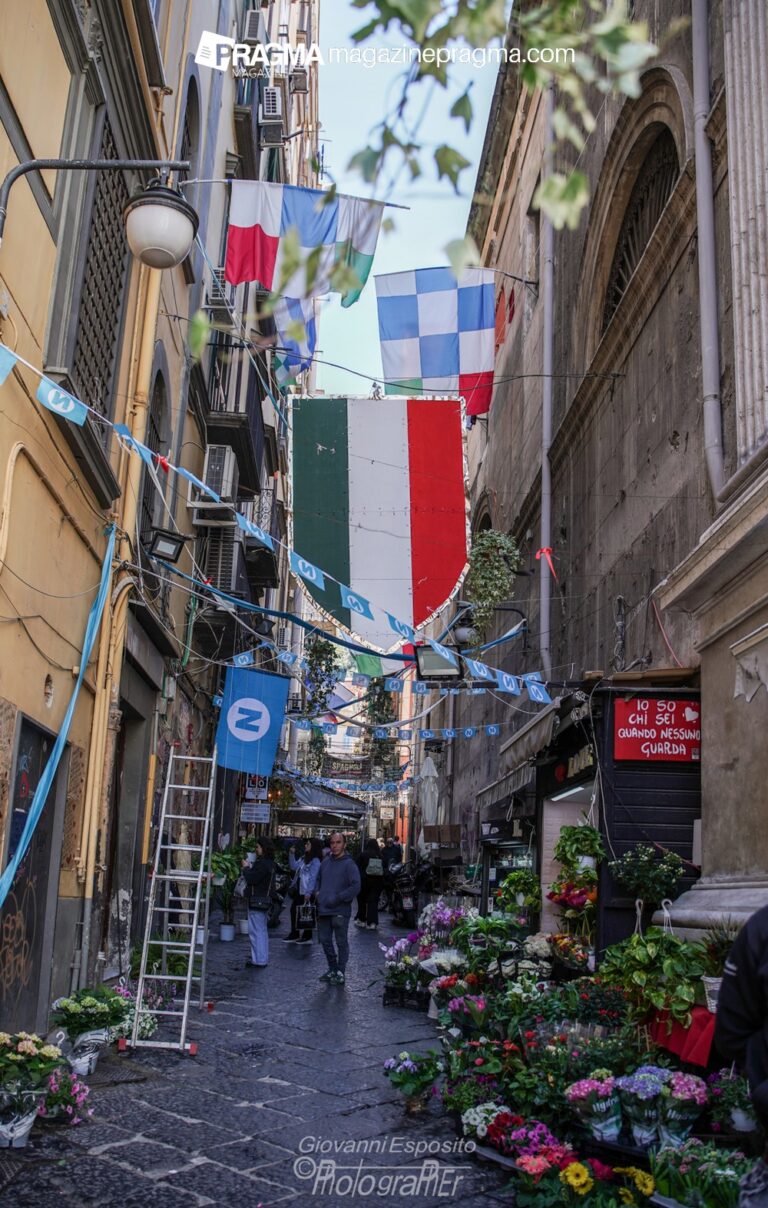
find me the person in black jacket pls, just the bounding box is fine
[241,837,275,969]
[354,838,383,930]
[715,904,768,1204]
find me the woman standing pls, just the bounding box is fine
[241,837,275,968]
[355,838,384,930]
[286,838,323,942]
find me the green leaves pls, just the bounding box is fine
[534,171,590,231]
[450,86,474,134]
[434,145,471,192]
[188,310,210,362]
[445,235,480,279]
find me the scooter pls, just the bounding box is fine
[389,857,435,929]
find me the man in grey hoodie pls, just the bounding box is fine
[316,832,361,985]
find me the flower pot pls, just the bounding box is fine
[238,918,250,936]
[576,855,596,870]
[212,875,225,887]
[730,1107,758,1132]
[0,1103,39,1148]
[658,1101,703,1145]
[404,1093,428,1115]
[427,994,439,1020]
[68,1028,110,1077]
[219,923,236,942]
[515,892,526,907]
[581,1092,622,1142]
[195,926,206,946]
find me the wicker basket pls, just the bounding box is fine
[703,975,723,1013]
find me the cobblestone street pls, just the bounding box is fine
[4,917,511,1206]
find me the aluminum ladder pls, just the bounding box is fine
[128,749,217,1054]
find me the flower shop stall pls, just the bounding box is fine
[376,834,760,1208]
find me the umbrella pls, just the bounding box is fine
[420,755,439,827]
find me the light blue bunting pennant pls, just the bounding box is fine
[526,680,552,704]
[386,613,416,643]
[295,719,312,730]
[413,682,430,695]
[277,649,298,666]
[290,551,325,590]
[462,727,477,739]
[176,463,221,502]
[470,688,487,696]
[427,639,458,666]
[352,672,370,686]
[443,728,457,739]
[384,677,403,692]
[322,722,337,734]
[114,422,154,463]
[486,724,500,736]
[37,377,88,426]
[236,511,274,549]
[397,729,412,740]
[496,671,522,695]
[234,650,254,667]
[212,695,223,707]
[340,584,374,619]
[0,345,18,385]
[374,727,389,738]
[419,729,435,739]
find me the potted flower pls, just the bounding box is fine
[553,822,606,871]
[697,920,740,1013]
[210,850,241,940]
[608,843,684,910]
[615,1067,670,1145]
[707,1068,757,1133]
[565,1073,622,1141]
[650,1137,755,1207]
[446,994,488,1033]
[658,1071,708,1144]
[37,1067,93,1127]
[0,1032,65,1147]
[460,1100,510,1141]
[383,1050,443,1113]
[497,869,542,913]
[50,987,129,1075]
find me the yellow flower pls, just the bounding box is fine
[633,1171,654,1197]
[560,1163,594,1196]
[0,1033,11,1046]
[619,1190,636,1205]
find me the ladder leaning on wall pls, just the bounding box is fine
[127,749,217,1054]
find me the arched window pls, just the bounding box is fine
[602,127,680,331]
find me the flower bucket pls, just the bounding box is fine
[238,918,250,936]
[731,1107,758,1132]
[585,1092,622,1142]
[658,1100,703,1145]
[219,923,236,942]
[195,926,206,946]
[622,1098,659,1147]
[0,1102,39,1148]
[576,855,597,871]
[702,975,722,1014]
[68,1028,110,1077]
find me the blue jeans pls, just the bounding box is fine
[741,1161,768,1206]
[248,909,269,965]
[318,914,350,973]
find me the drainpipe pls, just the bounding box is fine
[693,0,725,498]
[539,85,554,681]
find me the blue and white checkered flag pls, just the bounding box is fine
[273,296,316,388]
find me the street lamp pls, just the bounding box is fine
[0,158,196,263]
[145,527,189,563]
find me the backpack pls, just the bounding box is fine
[366,857,384,877]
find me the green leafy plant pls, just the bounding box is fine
[697,919,740,977]
[650,1137,755,1208]
[608,844,684,908]
[598,928,706,1028]
[553,823,606,868]
[302,635,342,719]
[0,1032,65,1105]
[463,530,520,638]
[307,727,327,774]
[50,987,129,1035]
[383,1050,443,1102]
[211,849,242,923]
[496,868,542,913]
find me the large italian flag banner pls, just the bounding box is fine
[291,397,469,652]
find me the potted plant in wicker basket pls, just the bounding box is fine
[697,919,740,1013]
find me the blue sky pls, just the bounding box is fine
[315,3,500,396]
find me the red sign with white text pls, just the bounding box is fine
[614,698,701,762]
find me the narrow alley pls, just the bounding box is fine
[3,922,511,1206]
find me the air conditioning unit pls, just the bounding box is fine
[290,67,309,95]
[207,267,235,323]
[204,527,247,595]
[242,8,267,45]
[287,693,303,713]
[277,624,289,650]
[259,86,287,146]
[192,445,240,525]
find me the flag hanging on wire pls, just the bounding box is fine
[273,296,317,387]
[375,267,496,416]
[225,181,384,305]
[291,395,469,652]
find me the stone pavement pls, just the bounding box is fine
[5,912,512,1206]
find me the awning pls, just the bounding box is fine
[293,781,367,815]
[499,700,559,765]
[476,764,535,817]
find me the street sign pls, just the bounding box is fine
[244,774,268,801]
[240,802,271,823]
[614,697,701,762]
[379,805,395,821]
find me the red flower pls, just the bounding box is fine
[524,1031,536,1040]
[588,1158,614,1181]
[474,1058,484,1066]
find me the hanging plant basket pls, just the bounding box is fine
[464,530,520,638]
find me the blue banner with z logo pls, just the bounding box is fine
[215,668,290,774]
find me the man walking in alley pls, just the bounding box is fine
[316,832,360,985]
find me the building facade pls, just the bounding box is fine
[0,0,318,1030]
[430,0,768,937]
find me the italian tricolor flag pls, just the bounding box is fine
[291,397,469,652]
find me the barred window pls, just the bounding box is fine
[72,118,130,430]
[602,128,679,331]
[140,375,166,547]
